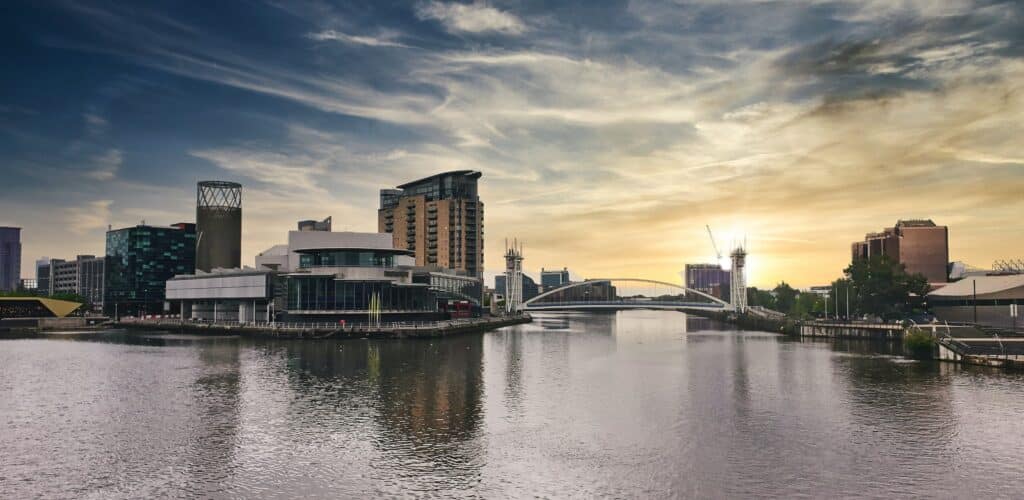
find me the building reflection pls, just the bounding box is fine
[269,335,486,484]
[186,339,242,486]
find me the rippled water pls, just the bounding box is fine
[3,310,1024,498]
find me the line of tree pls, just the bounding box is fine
[746,255,930,320]
[747,282,826,319]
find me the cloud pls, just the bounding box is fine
[87,149,122,181]
[415,1,526,34]
[307,30,411,48]
[12,0,1024,285]
[66,200,113,235]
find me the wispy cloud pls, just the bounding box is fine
[87,149,121,181]
[8,0,1024,285]
[307,29,411,48]
[415,1,526,34]
[66,200,113,235]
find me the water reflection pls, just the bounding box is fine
[3,312,1024,498]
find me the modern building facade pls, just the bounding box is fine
[852,220,949,283]
[0,227,21,292]
[540,267,571,290]
[298,217,332,232]
[241,229,480,323]
[104,223,196,316]
[928,275,1024,329]
[49,255,105,309]
[167,268,278,323]
[377,171,484,279]
[494,274,539,301]
[684,263,731,301]
[36,258,50,294]
[196,181,242,272]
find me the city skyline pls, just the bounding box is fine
[2,1,1023,288]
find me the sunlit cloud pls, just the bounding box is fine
[415,1,526,34]
[4,0,1022,287]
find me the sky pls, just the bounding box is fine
[1,0,1022,288]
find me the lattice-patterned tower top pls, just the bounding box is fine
[196,181,242,272]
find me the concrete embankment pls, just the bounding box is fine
[685,310,798,335]
[121,315,532,339]
[797,321,904,339]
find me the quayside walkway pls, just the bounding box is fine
[121,314,532,339]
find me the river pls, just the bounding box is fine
[2,310,1023,498]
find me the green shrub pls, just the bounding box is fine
[904,328,935,360]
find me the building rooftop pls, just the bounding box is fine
[395,170,481,190]
[928,274,1024,298]
[896,219,939,228]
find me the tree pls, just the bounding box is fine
[838,255,929,320]
[746,287,776,310]
[773,282,798,314]
[791,291,826,318]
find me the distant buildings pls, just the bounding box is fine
[929,275,1024,329]
[378,170,484,279]
[684,263,731,301]
[195,181,242,272]
[540,267,570,291]
[297,216,332,232]
[494,273,540,301]
[852,219,949,283]
[807,285,832,297]
[104,222,196,316]
[0,227,21,291]
[48,255,105,309]
[36,258,50,294]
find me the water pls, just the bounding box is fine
[2,310,1023,499]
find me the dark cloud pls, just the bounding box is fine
[775,0,1024,102]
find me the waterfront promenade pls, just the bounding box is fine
[120,314,532,339]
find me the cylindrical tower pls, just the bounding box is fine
[196,181,242,272]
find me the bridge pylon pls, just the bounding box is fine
[730,245,748,313]
[504,239,524,315]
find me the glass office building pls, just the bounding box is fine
[104,223,196,316]
[0,227,21,292]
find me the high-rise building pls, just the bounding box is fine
[377,171,484,278]
[0,227,21,292]
[852,219,949,283]
[36,258,50,294]
[684,263,731,301]
[104,222,196,316]
[540,267,571,290]
[196,181,242,272]
[49,255,105,308]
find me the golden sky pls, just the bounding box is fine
[2,1,1022,288]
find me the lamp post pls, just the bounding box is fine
[973,279,978,324]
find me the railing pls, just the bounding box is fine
[526,300,725,308]
[121,314,530,334]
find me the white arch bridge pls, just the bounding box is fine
[523,279,733,312]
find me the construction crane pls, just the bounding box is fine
[705,225,723,263]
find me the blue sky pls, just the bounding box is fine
[2,0,1022,286]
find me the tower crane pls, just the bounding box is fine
[705,225,723,263]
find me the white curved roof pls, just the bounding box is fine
[928,274,1024,298]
